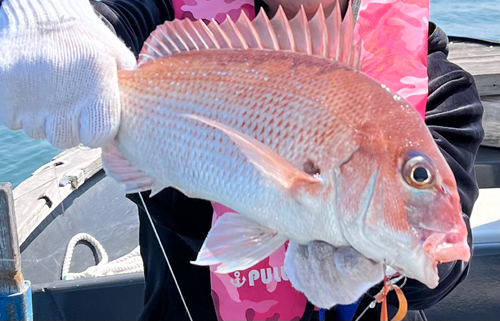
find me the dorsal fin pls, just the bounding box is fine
[138,2,362,70]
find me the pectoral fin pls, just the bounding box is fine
[183,114,324,200]
[192,213,287,273]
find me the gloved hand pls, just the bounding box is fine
[284,241,384,308]
[0,0,136,149]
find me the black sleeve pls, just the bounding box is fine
[90,0,174,56]
[364,28,484,312]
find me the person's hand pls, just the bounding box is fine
[284,241,384,308]
[0,0,136,149]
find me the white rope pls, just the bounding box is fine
[61,233,143,280]
[138,193,194,321]
[60,195,193,321]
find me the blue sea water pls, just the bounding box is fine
[0,0,499,187]
[430,0,500,41]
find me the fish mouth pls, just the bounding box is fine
[422,230,471,264]
[389,227,471,289]
[410,228,471,289]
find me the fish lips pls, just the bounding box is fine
[402,227,471,289]
[421,229,471,265]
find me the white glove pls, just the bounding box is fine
[285,241,384,308]
[0,0,136,149]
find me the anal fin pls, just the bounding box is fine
[192,213,287,273]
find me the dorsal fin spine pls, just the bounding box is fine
[309,5,328,57]
[267,6,291,51]
[170,22,191,51]
[144,40,163,57]
[208,19,234,49]
[234,11,262,49]
[161,26,181,53]
[341,1,354,66]
[193,19,220,50]
[329,1,341,61]
[151,34,172,55]
[220,14,250,50]
[289,5,312,55]
[138,3,362,70]
[176,20,199,51]
[254,7,280,50]
[188,19,208,50]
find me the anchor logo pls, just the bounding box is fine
[230,271,246,288]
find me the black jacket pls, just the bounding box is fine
[90,1,484,320]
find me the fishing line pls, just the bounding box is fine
[53,162,65,214]
[13,180,52,201]
[354,264,408,321]
[354,300,377,321]
[354,262,387,321]
[139,192,194,321]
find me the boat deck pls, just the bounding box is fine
[448,38,500,148]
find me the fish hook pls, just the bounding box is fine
[374,270,408,321]
[354,267,408,321]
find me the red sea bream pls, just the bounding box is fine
[102,5,470,290]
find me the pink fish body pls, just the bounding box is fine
[102,6,470,293]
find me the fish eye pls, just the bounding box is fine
[403,155,435,188]
[412,166,430,183]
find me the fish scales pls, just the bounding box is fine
[117,49,368,244]
[115,47,439,250]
